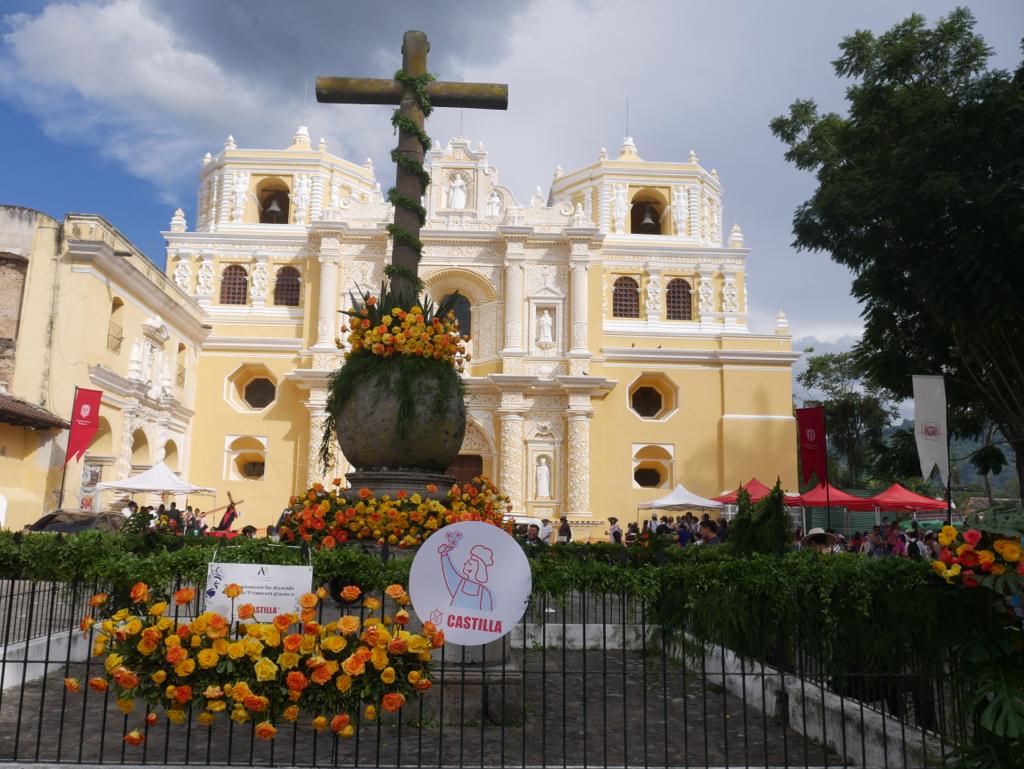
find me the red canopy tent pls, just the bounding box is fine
[867,483,947,512]
[715,477,803,506]
[799,483,875,510]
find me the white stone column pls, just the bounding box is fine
[565,411,592,516]
[310,172,326,221]
[644,266,662,322]
[217,171,232,226]
[569,252,589,355]
[314,235,341,363]
[305,391,330,488]
[698,270,716,325]
[501,237,526,358]
[687,187,700,241]
[498,411,525,513]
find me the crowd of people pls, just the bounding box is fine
[123,497,259,538]
[516,510,943,559]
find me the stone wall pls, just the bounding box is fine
[0,254,28,388]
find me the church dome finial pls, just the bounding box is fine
[618,136,639,159]
[290,125,310,149]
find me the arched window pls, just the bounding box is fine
[258,188,290,224]
[443,293,472,336]
[226,436,267,480]
[666,278,693,320]
[273,266,301,306]
[612,277,640,318]
[220,265,248,305]
[107,298,124,353]
[131,429,149,468]
[163,440,179,471]
[631,201,662,234]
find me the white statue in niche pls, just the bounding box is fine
[447,173,468,209]
[535,456,551,499]
[536,309,554,347]
[486,189,502,217]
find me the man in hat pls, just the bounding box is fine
[538,518,553,544]
[800,528,838,554]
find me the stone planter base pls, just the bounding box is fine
[344,468,456,501]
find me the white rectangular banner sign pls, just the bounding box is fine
[203,562,313,623]
[912,374,949,486]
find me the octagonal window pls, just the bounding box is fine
[627,373,678,420]
[634,467,662,487]
[631,386,662,418]
[244,378,276,409]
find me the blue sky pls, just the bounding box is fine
[1,0,1022,356]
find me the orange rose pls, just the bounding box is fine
[64,677,81,693]
[224,584,243,599]
[282,705,299,722]
[414,678,432,692]
[174,685,193,704]
[206,615,230,638]
[299,593,318,610]
[174,588,196,606]
[384,584,406,600]
[89,592,109,607]
[381,692,405,713]
[330,714,350,733]
[285,671,309,692]
[123,730,145,747]
[147,713,158,726]
[283,634,303,652]
[254,722,277,741]
[165,646,187,665]
[339,615,360,635]
[387,637,408,654]
[238,604,255,620]
[340,585,361,602]
[394,610,410,626]
[114,669,140,689]
[129,582,149,604]
[431,630,445,648]
[88,677,108,692]
[310,664,334,685]
[273,614,294,632]
[80,616,95,634]
[243,694,268,713]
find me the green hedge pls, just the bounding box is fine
[0,530,984,673]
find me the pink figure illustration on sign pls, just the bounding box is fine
[437,529,495,611]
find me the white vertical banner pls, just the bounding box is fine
[912,375,949,486]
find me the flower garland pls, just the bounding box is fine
[68,582,440,745]
[279,477,512,550]
[930,524,1024,589]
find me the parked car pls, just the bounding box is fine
[24,510,125,534]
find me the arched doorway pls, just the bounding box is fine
[447,455,483,485]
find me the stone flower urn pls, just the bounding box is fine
[335,363,466,500]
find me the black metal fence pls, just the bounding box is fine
[0,578,973,768]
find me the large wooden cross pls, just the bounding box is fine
[317,30,508,300]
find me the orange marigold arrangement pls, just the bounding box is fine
[930,524,1024,590]
[340,290,470,373]
[278,476,512,549]
[67,581,440,745]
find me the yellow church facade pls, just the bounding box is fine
[0,128,798,535]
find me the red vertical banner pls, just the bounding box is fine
[63,388,103,467]
[795,406,828,487]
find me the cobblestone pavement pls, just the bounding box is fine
[0,648,839,767]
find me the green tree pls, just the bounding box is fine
[797,351,897,485]
[771,9,1024,495]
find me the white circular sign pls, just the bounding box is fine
[408,521,531,646]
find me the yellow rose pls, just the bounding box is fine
[125,619,143,636]
[190,635,203,648]
[930,561,946,576]
[104,653,124,673]
[174,658,196,677]
[116,697,134,715]
[112,608,129,622]
[166,708,186,724]
[938,525,958,547]
[148,601,168,617]
[380,667,396,684]
[164,635,181,648]
[92,636,108,656]
[335,674,352,693]
[227,641,246,660]
[299,635,317,655]
[207,699,227,712]
[213,638,229,655]
[978,550,996,567]
[157,617,174,632]
[1002,542,1021,563]
[150,670,167,684]
[321,635,347,654]
[283,705,299,722]
[198,711,216,726]
[262,628,281,648]
[245,639,264,659]
[407,670,420,684]
[254,656,279,682]
[370,647,389,670]
[230,707,248,725]
[407,636,428,654]
[277,652,300,670]
[198,648,220,669]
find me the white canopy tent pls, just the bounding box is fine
[96,462,216,495]
[638,484,724,511]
